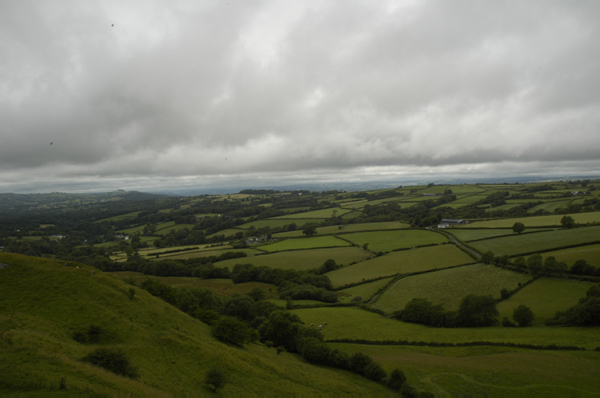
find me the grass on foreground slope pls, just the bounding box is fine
[0,253,392,395]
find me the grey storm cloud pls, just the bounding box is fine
[1,0,600,192]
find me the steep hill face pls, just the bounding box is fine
[0,253,391,395]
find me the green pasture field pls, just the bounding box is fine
[326,244,474,288]
[291,306,600,349]
[444,185,487,194]
[339,199,368,208]
[215,247,370,271]
[155,248,262,260]
[505,199,546,204]
[355,197,406,207]
[94,211,142,223]
[431,203,467,210]
[527,200,573,213]
[337,277,394,303]
[260,235,351,252]
[341,211,362,219]
[372,264,531,313]
[497,278,590,325]
[541,243,600,267]
[110,272,278,298]
[341,229,447,253]
[484,204,522,212]
[154,223,195,236]
[470,226,600,256]
[450,195,487,204]
[445,228,514,241]
[273,207,351,219]
[273,221,410,238]
[330,343,600,396]
[207,228,244,238]
[238,219,321,229]
[420,185,451,194]
[116,224,146,235]
[398,196,442,202]
[462,212,600,228]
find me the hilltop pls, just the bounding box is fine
[0,253,392,395]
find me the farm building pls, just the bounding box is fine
[438,219,468,228]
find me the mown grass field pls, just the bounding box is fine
[0,253,392,395]
[470,226,600,256]
[372,264,532,313]
[341,229,447,253]
[260,235,351,252]
[291,306,600,349]
[337,277,394,303]
[238,218,321,229]
[462,212,600,228]
[330,343,600,396]
[497,278,591,325]
[156,248,262,260]
[272,207,351,219]
[527,200,573,213]
[215,247,370,271]
[445,228,515,241]
[272,221,410,238]
[326,244,474,288]
[540,243,600,268]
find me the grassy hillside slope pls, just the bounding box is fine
[0,253,392,395]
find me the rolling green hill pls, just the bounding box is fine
[0,253,393,395]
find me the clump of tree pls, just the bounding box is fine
[547,284,600,326]
[81,348,138,379]
[392,294,499,328]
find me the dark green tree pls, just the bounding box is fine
[204,367,226,391]
[561,215,575,228]
[513,305,534,327]
[211,316,251,346]
[302,223,318,237]
[481,251,495,264]
[512,222,525,234]
[386,368,407,391]
[457,294,498,327]
[527,253,543,274]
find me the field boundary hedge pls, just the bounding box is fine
[507,240,600,258]
[466,228,554,243]
[327,338,588,351]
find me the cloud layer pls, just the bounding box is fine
[2,0,600,192]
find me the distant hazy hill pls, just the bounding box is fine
[0,253,390,395]
[0,190,171,213]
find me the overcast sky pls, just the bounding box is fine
[2,0,600,193]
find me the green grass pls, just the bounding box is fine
[463,212,600,228]
[470,226,600,256]
[154,248,262,260]
[290,306,600,349]
[215,247,370,271]
[330,343,600,396]
[272,221,410,238]
[154,224,195,236]
[238,219,321,230]
[95,211,142,223]
[260,236,351,252]
[527,200,573,213]
[445,228,515,241]
[541,243,600,267]
[372,264,532,313]
[0,253,393,395]
[449,195,487,205]
[341,230,447,253]
[497,278,590,325]
[337,277,395,303]
[272,207,351,219]
[326,244,474,288]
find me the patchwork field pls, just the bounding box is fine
[540,243,600,268]
[497,278,591,325]
[337,277,394,303]
[462,212,600,228]
[156,248,262,260]
[272,207,352,219]
[260,235,351,252]
[238,219,321,229]
[470,226,600,256]
[341,229,447,253]
[527,200,573,213]
[326,244,474,288]
[330,343,600,396]
[215,247,370,271]
[272,221,410,238]
[371,264,532,313]
[291,306,600,349]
